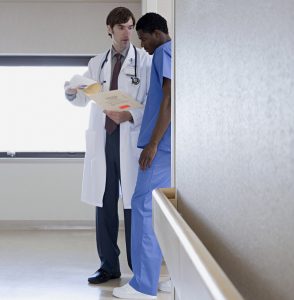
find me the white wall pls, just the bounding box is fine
[0,0,140,224]
[175,0,294,299]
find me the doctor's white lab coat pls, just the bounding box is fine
[68,44,151,208]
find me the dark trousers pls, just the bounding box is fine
[95,126,132,274]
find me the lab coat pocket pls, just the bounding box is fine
[85,130,98,157]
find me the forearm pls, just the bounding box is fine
[128,107,143,127]
[104,110,133,124]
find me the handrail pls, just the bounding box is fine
[153,188,243,300]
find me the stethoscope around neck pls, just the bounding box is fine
[99,44,140,86]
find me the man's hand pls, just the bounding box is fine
[104,110,133,124]
[64,81,78,95]
[139,142,158,170]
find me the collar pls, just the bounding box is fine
[111,44,130,59]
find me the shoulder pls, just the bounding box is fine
[153,42,171,70]
[88,50,109,67]
[135,46,147,56]
[135,47,152,66]
[135,47,152,59]
[154,41,171,58]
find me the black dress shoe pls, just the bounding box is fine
[88,269,121,284]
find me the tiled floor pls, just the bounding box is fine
[0,229,171,300]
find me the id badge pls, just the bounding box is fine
[124,66,135,76]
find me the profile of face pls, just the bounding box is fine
[137,29,159,55]
[108,18,134,50]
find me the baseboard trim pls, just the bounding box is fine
[0,220,125,231]
[0,220,95,230]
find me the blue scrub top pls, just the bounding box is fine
[137,40,172,152]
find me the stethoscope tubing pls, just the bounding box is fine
[99,45,140,85]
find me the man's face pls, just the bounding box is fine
[108,18,134,50]
[137,30,158,55]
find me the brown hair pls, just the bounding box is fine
[106,7,136,29]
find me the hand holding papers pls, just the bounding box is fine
[69,74,102,95]
[69,75,142,112]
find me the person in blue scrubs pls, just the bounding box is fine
[113,12,172,299]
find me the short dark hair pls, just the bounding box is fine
[106,7,136,28]
[136,12,168,34]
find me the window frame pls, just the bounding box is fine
[0,55,93,159]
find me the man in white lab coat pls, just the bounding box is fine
[64,7,151,284]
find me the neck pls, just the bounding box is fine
[155,34,171,50]
[112,41,130,53]
[161,34,171,44]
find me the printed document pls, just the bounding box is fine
[69,74,142,111]
[89,90,143,112]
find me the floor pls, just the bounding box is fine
[0,229,171,300]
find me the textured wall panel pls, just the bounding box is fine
[175,1,294,299]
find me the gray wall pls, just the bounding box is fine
[0,0,141,54]
[0,159,90,222]
[175,1,294,299]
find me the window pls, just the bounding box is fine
[0,56,92,158]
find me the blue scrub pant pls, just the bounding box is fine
[129,150,171,296]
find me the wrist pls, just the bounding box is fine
[149,140,158,147]
[128,112,134,123]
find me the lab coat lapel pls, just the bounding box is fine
[102,50,111,91]
[120,44,135,75]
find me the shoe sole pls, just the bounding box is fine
[113,292,156,299]
[88,274,121,284]
[112,289,156,299]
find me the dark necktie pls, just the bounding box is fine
[105,53,122,134]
